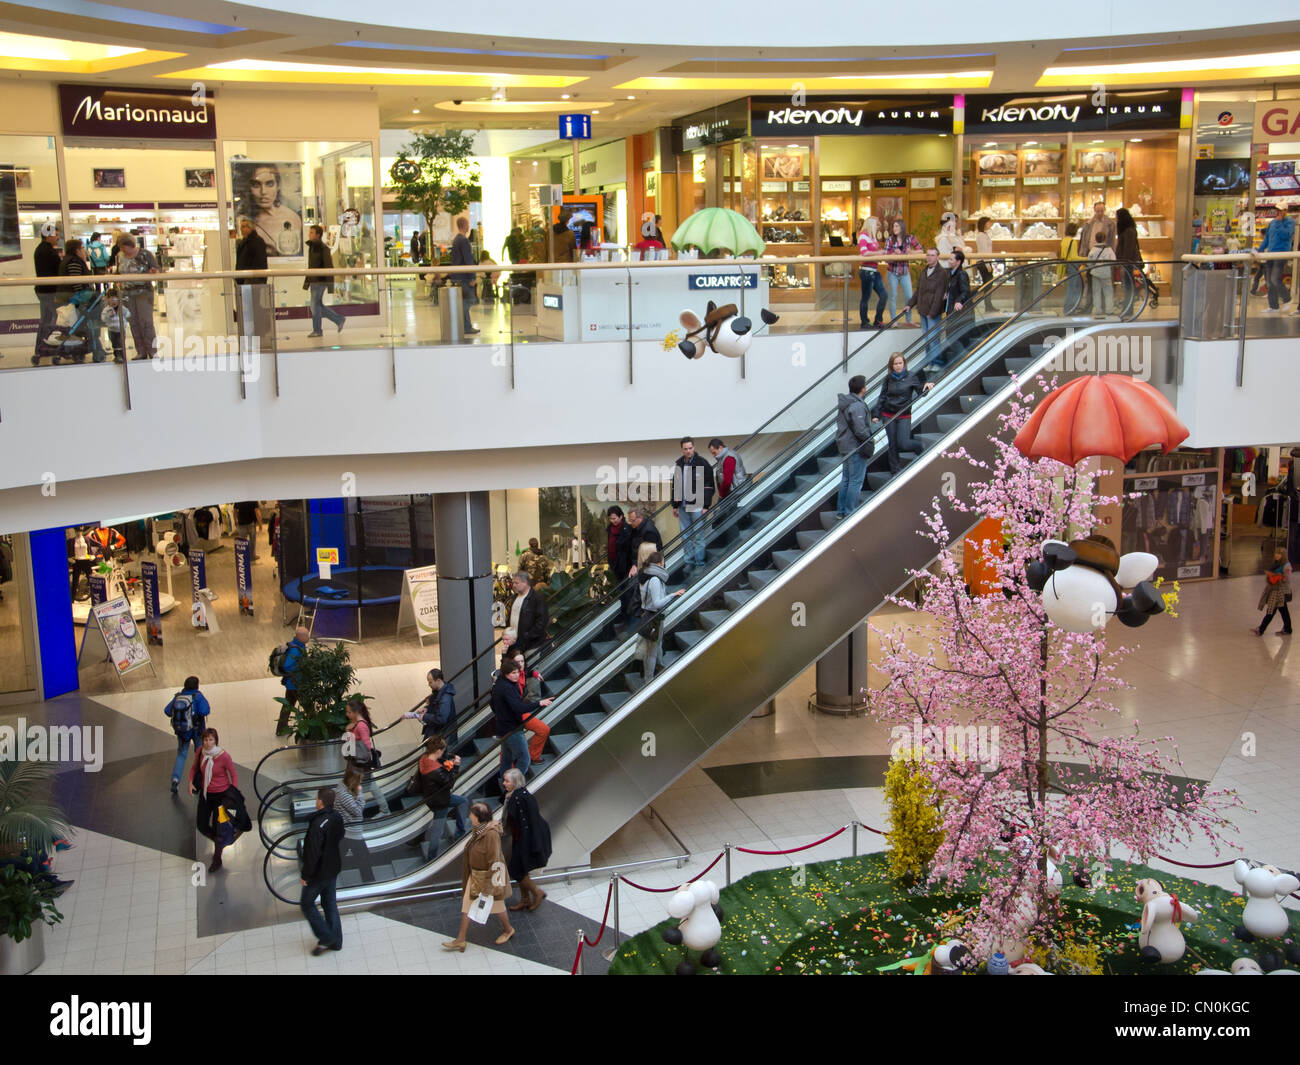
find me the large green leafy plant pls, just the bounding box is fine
[274,641,366,742]
[0,760,73,859]
[388,129,481,260]
[0,866,62,944]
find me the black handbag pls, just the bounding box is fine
[635,610,664,642]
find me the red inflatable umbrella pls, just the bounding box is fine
[1013,374,1189,465]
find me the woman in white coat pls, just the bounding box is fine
[635,552,684,679]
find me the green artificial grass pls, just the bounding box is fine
[609,854,1300,975]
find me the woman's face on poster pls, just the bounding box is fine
[248,167,279,212]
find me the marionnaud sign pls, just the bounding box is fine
[688,272,758,291]
[59,84,215,140]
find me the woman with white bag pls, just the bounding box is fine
[443,802,514,951]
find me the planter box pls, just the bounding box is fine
[0,921,46,975]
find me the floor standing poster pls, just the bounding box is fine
[88,573,108,606]
[397,564,438,645]
[235,536,254,616]
[77,596,155,688]
[189,547,208,630]
[140,560,163,644]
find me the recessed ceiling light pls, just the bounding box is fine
[983,141,996,147]
[561,93,570,99]
[787,143,800,148]
[626,95,635,100]
[1090,139,1104,144]
[531,160,537,166]
[592,109,600,114]
[1023,141,1037,146]
[411,108,420,114]
[1129,137,1143,142]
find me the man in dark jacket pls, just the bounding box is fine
[33,221,61,358]
[491,659,553,784]
[301,787,345,955]
[506,571,550,658]
[606,505,634,616]
[873,353,935,474]
[835,374,874,518]
[904,247,949,369]
[937,249,972,368]
[449,215,479,336]
[304,224,344,337]
[625,506,664,616]
[415,736,468,860]
[405,668,457,745]
[235,219,268,283]
[672,437,715,572]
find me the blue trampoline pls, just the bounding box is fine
[281,565,406,608]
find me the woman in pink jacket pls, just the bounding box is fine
[190,728,238,872]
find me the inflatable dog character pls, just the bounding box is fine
[1231,860,1300,966]
[1197,957,1300,975]
[661,879,724,975]
[677,301,779,360]
[1026,534,1163,632]
[1135,878,1198,963]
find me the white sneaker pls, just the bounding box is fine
[1261,308,1280,314]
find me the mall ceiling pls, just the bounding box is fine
[1,1,1298,145]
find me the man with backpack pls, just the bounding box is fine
[164,675,210,795]
[273,626,309,737]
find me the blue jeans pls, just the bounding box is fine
[679,508,706,567]
[424,795,469,860]
[300,876,341,948]
[499,730,530,783]
[1266,260,1288,311]
[859,268,886,326]
[920,314,943,367]
[310,283,344,332]
[172,733,199,785]
[836,451,868,516]
[885,272,913,321]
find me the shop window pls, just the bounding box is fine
[0,135,63,328]
[1121,447,1221,582]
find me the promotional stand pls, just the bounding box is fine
[77,596,156,689]
[397,563,438,646]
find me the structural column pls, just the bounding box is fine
[432,492,496,709]
[809,622,868,716]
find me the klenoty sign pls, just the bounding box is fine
[750,96,950,137]
[962,90,1181,133]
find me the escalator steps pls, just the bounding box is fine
[982,375,1012,394]
[675,628,706,649]
[1004,356,1035,374]
[749,568,780,589]
[772,549,803,571]
[796,529,828,550]
[698,609,732,630]
[576,711,609,734]
[723,588,756,611]
[959,395,987,414]
[936,412,964,432]
[550,731,581,756]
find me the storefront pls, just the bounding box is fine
[958,88,1188,297]
[561,138,630,247]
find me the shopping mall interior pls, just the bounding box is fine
[0,0,1298,1003]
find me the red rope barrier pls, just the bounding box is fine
[687,851,725,883]
[570,939,584,975]
[736,825,848,855]
[1153,856,1237,870]
[859,822,887,835]
[581,881,615,948]
[620,850,726,893]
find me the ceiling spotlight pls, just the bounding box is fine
[592,109,600,114]
[626,95,635,100]
[411,108,420,114]
[561,93,570,99]
[491,85,506,102]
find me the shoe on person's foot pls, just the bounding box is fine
[494,928,516,945]
[336,319,345,333]
[1252,627,1263,636]
[328,942,342,951]
[208,857,223,873]
[442,940,467,952]
[311,944,330,956]
[307,331,324,337]
[1262,308,1280,314]
[464,327,480,335]
[170,779,178,795]
[527,890,546,911]
[1282,629,1294,636]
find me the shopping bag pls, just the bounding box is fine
[467,893,494,925]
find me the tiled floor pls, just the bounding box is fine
[22,572,1300,974]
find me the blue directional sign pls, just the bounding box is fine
[558,113,592,140]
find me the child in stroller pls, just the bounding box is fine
[32,287,107,365]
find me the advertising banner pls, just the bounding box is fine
[398,564,439,645]
[235,537,254,616]
[93,597,152,676]
[88,573,108,606]
[140,560,162,645]
[188,548,207,631]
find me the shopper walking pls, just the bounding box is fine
[235,219,268,283]
[490,657,552,785]
[164,675,210,795]
[857,217,887,329]
[503,769,551,912]
[1254,545,1293,636]
[936,248,972,369]
[904,248,949,368]
[300,787,345,955]
[304,224,345,337]
[1258,207,1296,313]
[404,667,457,745]
[873,354,935,475]
[114,234,159,360]
[411,735,469,860]
[443,802,513,951]
[57,238,106,362]
[275,626,309,736]
[1059,222,1086,312]
[87,231,111,274]
[974,217,996,291]
[884,219,921,323]
[519,537,553,589]
[673,437,715,574]
[32,221,61,359]
[708,438,748,502]
[834,374,875,518]
[449,215,479,336]
[503,571,550,658]
[334,768,376,884]
[189,728,238,872]
[1115,208,1158,310]
[409,229,425,265]
[233,500,261,559]
[552,210,577,263]
[1087,231,1117,315]
[635,551,685,679]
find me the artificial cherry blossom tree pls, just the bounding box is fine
[867,383,1239,959]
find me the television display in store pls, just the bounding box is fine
[0,167,18,263]
[1194,158,1250,195]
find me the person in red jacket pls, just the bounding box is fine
[190,728,238,872]
[508,648,550,766]
[708,438,748,500]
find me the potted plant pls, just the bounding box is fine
[272,641,368,772]
[0,760,72,975]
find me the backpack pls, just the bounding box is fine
[268,642,290,676]
[169,692,196,735]
[88,242,110,270]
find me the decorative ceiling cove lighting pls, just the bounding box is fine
[617,71,992,90]
[338,41,608,60]
[23,0,242,35]
[1040,50,1300,84]
[174,60,582,86]
[0,31,141,61]
[434,99,612,114]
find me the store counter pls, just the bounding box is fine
[536,262,770,344]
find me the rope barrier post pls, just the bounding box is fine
[574,929,585,976]
[603,873,621,963]
[852,820,859,857]
[725,842,732,886]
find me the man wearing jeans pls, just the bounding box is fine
[904,248,949,370]
[114,235,159,360]
[163,676,210,796]
[33,222,61,358]
[414,737,469,861]
[301,787,345,956]
[305,224,345,337]
[491,660,552,788]
[449,215,479,336]
[672,437,715,574]
[834,375,874,518]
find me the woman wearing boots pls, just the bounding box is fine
[1254,545,1293,636]
[443,803,513,951]
[503,768,552,913]
[190,728,238,872]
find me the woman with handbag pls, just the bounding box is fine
[1254,545,1293,636]
[343,697,389,813]
[503,768,552,912]
[443,802,514,951]
[634,552,684,680]
[189,728,239,873]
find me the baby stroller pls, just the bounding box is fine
[32,288,106,365]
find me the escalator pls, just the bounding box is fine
[257,260,1150,902]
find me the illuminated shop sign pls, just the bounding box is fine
[750,96,951,136]
[59,84,215,140]
[962,90,1181,134]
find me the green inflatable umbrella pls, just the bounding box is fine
[669,207,766,258]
